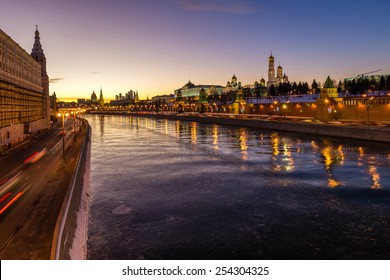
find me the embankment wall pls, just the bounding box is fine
[50,120,91,259]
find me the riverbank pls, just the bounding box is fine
[91,112,390,143]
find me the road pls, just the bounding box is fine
[0,120,84,259]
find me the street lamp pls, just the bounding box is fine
[57,112,69,156]
[71,111,79,132]
[367,96,374,127]
[282,104,287,120]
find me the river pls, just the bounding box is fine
[85,114,390,260]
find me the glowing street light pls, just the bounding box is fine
[57,112,69,156]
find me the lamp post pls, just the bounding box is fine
[57,112,69,156]
[367,96,374,127]
[71,111,79,132]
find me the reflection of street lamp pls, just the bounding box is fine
[367,96,374,127]
[57,112,69,156]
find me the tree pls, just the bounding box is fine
[303,82,309,95]
[386,76,390,91]
[370,76,378,92]
[349,79,358,95]
[277,83,283,95]
[297,82,308,95]
[337,80,343,93]
[379,75,386,91]
[311,79,318,93]
[269,84,276,96]
[292,82,298,95]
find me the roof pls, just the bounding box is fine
[323,76,335,88]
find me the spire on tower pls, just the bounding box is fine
[99,87,104,101]
[31,25,47,75]
[99,88,104,107]
[31,26,50,123]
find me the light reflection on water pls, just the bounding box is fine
[87,115,390,260]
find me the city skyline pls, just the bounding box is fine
[1,0,390,100]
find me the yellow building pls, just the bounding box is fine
[321,76,338,98]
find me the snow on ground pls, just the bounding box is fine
[69,142,91,260]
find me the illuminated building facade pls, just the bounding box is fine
[223,74,242,93]
[321,76,338,98]
[174,80,223,99]
[0,27,49,151]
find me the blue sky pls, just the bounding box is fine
[1,0,389,100]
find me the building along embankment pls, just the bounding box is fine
[94,112,390,144]
[50,119,92,260]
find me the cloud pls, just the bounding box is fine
[179,0,255,14]
[87,72,101,75]
[49,78,64,83]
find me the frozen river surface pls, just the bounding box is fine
[86,115,390,259]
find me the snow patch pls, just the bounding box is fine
[112,205,132,215]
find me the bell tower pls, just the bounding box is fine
[267,52,275,87]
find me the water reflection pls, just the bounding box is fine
[213,126,219,150]
[175,121,181,140]
[269,133,296,172]
[239,129,248,161]
[321,143,343,188]
[282,141,295,172]
[164,119,169,135]
[358,146,364,167]
[87,115,390,260]
[191,122,197,144]
[99,115,104,139]
[119,116,390,190]
[367,156,384,190]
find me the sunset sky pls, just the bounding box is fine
[1,0,390,101]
